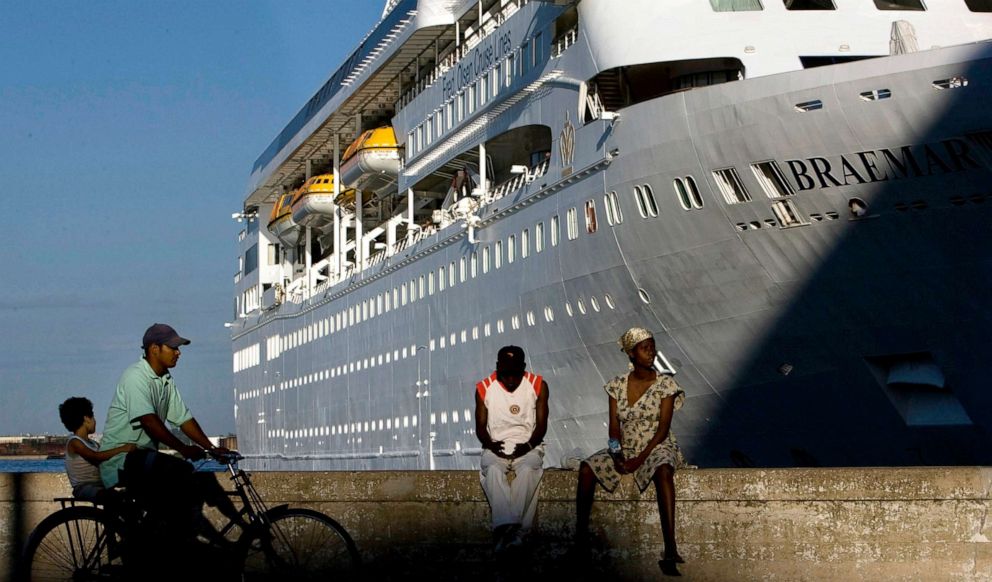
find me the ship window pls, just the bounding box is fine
[496,241,504,268]
[468,84,477,115]
[497,319,505,334]
[865,352,971,426]
[483,246,491,273]
[506,54,515,86]
[425,118,433,146]
[536,222,545,252]
[482,73,491,103]
[585,200,598,233]
[772,199,808,227]
[565,302,573,317]
[439,266,445,291]
[409,279,416,302]
[752,161,794,198]
[965,0,992,10]
[634,184,659,217]
[362,301,368,320]
[526,311,536,326]
[508,235,516,263]
[710,0,763,10]
[521,229,530,259]
[458,92,467,122]
[408,131,416,156]
[566,208,578,240]
[675,179,692,210]
[460,257,467,282]
[521,41,530,74]
[604,191,623,225]
[551,215,560,246]
[450,261,457,286]
[873,0,924,9]
[577,297,587,315]
[401,283,408,306]
[472,326,479,340]
[471,252,478,277]
[544,306,555,322]
[512,315,521,330]
[783,0,835,9]
[419,275,425,298]
[435,111,443,137]
[429,272,435,295]
[377,294,383,313]
[713,168,752,204]
[493,63,502,96]
[484,323,491,337]
[446,101,454,128]
[686,176,703,208]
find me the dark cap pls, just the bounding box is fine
[496,345,526,372]
[142,323,191,350]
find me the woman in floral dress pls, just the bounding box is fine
[575,327,686,576]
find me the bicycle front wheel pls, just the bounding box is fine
[240,508,359,580]
[21,506,125,581]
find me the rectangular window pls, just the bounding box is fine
[460,257,467,282]
[508,235,516,263]
[401,283,408,305]
[584,200,598,233]
[873,0,924,9]
[783,0,835,9]
[458,92,467,122]
[772,199,808,227]
[532,32,543,67]
[483,246,491,273]
[267,243,281,265]
[446,101,454,128]
[713,168,752,204]
[710,0,763,10]
[506,54,515,86]
[551,215,560,246]
[482,73,490,104]
[566,207,578,240]
[439,266,446,291]
[536,222,545,252]
[429,271,435,295]
[425,117,433,145]
[419,275,425,298]
[468,84,476,115]
[449,261,456,287]
[493,63,502,96]
[521,229,530,258]
[752,161,795,198]
[471,252,478,277]
[521,42,529,74]
[495,240,503,269]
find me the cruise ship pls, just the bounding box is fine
[231,0,992,470]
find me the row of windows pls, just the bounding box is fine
[408,32,546,158]
[711,0,991,12]
[263,404,478,442]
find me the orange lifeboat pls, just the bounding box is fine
[339,127,402,194]
[267,192,303,247]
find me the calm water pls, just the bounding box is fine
[0,458,227,473]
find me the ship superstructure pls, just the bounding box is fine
[233,0,992,470]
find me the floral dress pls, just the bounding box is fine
[584,373,686,492]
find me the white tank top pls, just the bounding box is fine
[64,436,102,488]
[477,371,543,450]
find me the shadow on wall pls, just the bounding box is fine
[693,46,992,468]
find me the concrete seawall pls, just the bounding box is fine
[2,467,989,580]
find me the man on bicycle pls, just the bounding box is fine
[99,323,240,550]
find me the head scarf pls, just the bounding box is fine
[618,327,653,354]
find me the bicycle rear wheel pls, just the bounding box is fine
[21,506,125,581]
[240,507,359,580]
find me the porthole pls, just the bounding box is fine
[577,298,587,315]
[591,296,600,312]
[638,288,652,304]
[544,306,555,322]
[497,319,505,334]
[565,302,574,317]
[605,294,616,309]
[512,315,521,330]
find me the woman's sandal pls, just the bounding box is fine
[658,558,682,576]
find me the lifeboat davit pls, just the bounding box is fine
[267,193,303,247]
[339,127,402,194]
[290,174,339,231]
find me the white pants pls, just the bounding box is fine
[480,447,544,529]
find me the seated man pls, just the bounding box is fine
[475,345,550,552]
[99,323,240,550]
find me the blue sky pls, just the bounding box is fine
[0,2,381,435]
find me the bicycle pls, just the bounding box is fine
[20,451,361,581]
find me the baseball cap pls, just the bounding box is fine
[496,345,526,372]
[142,323,191,350]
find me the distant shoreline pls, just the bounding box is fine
[0,455,49,461]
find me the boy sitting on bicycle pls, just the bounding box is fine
[58,397,135,503]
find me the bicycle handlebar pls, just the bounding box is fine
[209,450,244,464]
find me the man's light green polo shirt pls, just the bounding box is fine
[99,358,193,487]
